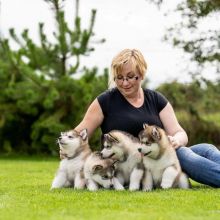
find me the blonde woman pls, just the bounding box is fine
[61,49,220,188]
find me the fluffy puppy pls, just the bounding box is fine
[101,130,144,191]
[51,129,91,189]
[138,124,190,191]
[84,152,124,191]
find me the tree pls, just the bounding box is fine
[146,1,220,148]
[147,0,220,77]
[0,0,107,154]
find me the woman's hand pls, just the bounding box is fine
[168,135,181,149]
[159,103,188,148]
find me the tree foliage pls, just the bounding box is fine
[157,78,220,147]
[145,0,220,147]
[148,0,220,75]
[0,0,107,154]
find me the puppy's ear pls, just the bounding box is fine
[151,127,161,141]
[79,129,88,141]
[105,133,119,143]
[143,123,149,129]
[92,165,103,173]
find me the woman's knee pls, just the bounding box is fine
[176,146,202,166]
[190,143,219,155]
[176,146,191,160]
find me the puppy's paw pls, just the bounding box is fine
[142,186,153,192]
[88,187,98,191]
[129,184,140,191]
[115,185,125,191]
[114,181,125,190]
[74,185,85,190]
[161,183,172,189]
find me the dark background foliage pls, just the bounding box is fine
[156,79,220,148]
[0,0,219,155]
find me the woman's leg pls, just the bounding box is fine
[190,144,220,164]
[176,146,220,187]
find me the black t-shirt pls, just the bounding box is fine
[97,88,168,137]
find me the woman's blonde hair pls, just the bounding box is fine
[109,49,147,88]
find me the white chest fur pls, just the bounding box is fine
[143,152,177,185]
[118,153,141,184]
[60,156,84,180]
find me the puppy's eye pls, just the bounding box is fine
[111,165,115,169]
[68,136,74,139]
[102,175,109,180]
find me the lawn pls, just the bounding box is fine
[0,156,219,220]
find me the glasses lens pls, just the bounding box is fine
[127,75,135,81]
[115,75,136,84]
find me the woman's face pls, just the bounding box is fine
[115,61,142,97]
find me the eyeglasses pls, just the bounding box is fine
[114,75,139,84]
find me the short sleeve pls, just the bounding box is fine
[155,91,168,113]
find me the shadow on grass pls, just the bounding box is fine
[189,179,213,189]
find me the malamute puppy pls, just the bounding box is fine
[51,129,91,189]
[138,124,190,191]
[101,130,144,191]
[84,152,124,191]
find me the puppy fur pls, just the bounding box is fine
[51,129,91,189]
[101,130,144,191]
[84,152,124,191]
[138,124,190,191]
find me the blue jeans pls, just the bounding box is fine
[176,144,220,187]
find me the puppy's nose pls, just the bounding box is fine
[110,184,114,188]
[138,148,142,153]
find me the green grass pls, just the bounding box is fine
[0,157,220,220]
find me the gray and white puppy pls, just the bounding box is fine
[84,152,124,191]
[51,129,91,189]
[101,130,144,191]
[138,124,190,191]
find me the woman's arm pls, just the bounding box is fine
[74,98,104,138]
[159,102,188,149]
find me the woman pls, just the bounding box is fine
[63,49,220,188]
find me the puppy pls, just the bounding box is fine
[51,129,91,189]
[101,130,144,191]
[84,152,124,191]
[138,124,190,191]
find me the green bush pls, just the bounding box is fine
[157,79,220,148]
[0,0,107,155]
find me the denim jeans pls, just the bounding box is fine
[176,144,220,187]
